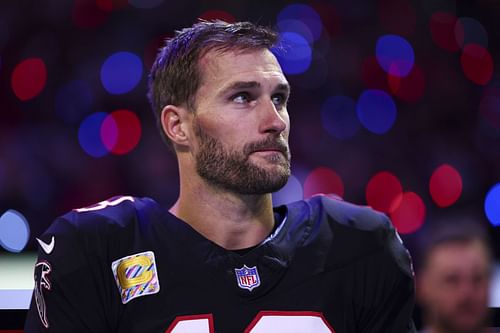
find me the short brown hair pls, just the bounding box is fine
[416,217,493,273]
[148,20,279,146]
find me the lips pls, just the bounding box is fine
[251,145,288,156]
[253,147,284,153]
[244,138,289,159]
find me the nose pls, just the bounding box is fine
[259,99,288,135]
[457,277,482,300]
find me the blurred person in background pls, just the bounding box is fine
[417,218,499,333]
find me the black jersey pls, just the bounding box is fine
[25,195,416,332]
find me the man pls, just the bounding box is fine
[417,221,499,333]
[25,21,416,332]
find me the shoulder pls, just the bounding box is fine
[287,194,392,244]
[309,194,391,232]
[287,195,413,277]
[50,195,162,233]
[38,196,165,259]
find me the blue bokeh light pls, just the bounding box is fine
[485,183,500,227]
[321,95,360,140]
[457,17,488,48]
[100,51,143,94]
[272,174,303,206]
[357,89,397,134]
[376,34,415,77]
[277,4,323,42]
[273,32,312,75]
[276,19,315,44]
[0,210,30,253]
[55,80,94,123]
[78,112,109,158]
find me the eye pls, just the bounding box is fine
[272,93,287,108]
[231,92,251,104]
[443,274,459,287]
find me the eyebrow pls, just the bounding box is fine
[275,83,291,95]
[219,81,291,96]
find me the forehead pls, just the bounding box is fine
[426,241,490,274]
[198,48,287,87]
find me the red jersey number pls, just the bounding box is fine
[166,311,335,333]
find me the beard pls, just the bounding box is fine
[435,317,485,333]
[431,302,489,333]
[193,119,291,195]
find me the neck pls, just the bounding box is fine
[170,173,276,250]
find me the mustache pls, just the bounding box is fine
[455,300,483,313]
[244,137,290,157]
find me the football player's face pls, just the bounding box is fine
[419,241,491,333]
[190,48,291,195]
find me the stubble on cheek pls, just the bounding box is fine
[192,120,291,195]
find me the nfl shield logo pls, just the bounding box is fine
[235,265,261,291]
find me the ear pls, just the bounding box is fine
[160,105,191,147]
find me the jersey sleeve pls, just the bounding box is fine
[355,214,417,333]
[24,214,114,332]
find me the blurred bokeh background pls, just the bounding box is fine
[0,0,499,317]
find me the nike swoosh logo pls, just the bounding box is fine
[36,236,55,255]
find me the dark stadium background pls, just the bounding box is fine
[0,0,499,330]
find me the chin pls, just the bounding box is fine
[250,154,289,167]
[447,316,486,333]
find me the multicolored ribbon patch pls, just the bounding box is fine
[111,251,160,304]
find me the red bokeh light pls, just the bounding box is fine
[303,167,344,199]
[390,192,426,234]
[460,43,493,85]
[365,171,403,213]
[11,58,47,101]
[95,0,128,11]
[454,18,465,47]
[362,56,391,92]
[199,9,236,23]
[429,12,462,52]
[73,0,109,29]
[101,110,142,155]
[429,164,462,207]
[388,63,425,103]
[311,2,342,38]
